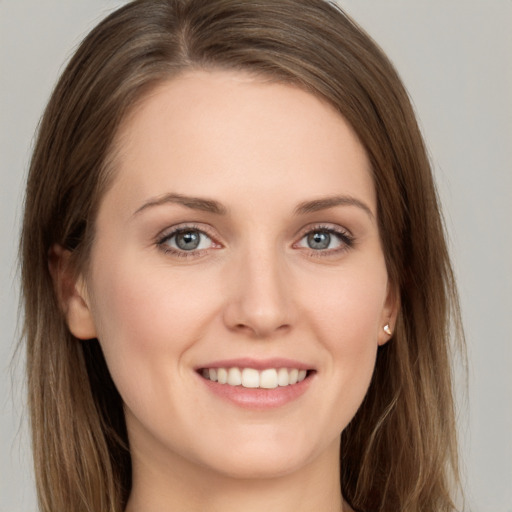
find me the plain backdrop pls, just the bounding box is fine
[1,1,511,511]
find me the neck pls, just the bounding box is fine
[125,438,347,512]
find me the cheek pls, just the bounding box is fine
[90,257,212,342]
[303,262,388,416]
[308,262,388,345]
[86,256,219,397]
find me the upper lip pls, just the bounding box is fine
[195,357,313,371]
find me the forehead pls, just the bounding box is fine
[104,69,375,217]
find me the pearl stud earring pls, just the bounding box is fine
[383,324,392,336]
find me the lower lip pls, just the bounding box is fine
[198,373,314,410]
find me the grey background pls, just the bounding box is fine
[1,1,511,511]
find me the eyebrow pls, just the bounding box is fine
[294,195,374,219]
[133,193,227,216]
[133,192,373,219]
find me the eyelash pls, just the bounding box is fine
[156,224,218,259]
[156,223,355,259]
[294,224,355,257]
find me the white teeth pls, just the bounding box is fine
[241,368,259,388]
[217,368,228,384]
[202,367,310,388]
[260,369,278,389]
[277,368,289,386]
[227,367,242,386]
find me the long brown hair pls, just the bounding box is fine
[21,1,464,510]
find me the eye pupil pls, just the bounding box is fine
[176,231,200,250]
[307,231,330,250]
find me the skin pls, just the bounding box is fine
[56,70,397,512]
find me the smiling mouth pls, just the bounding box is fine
[198,367,314,389]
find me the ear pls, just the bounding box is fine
[48,244,97,340]
[377,281,400,346]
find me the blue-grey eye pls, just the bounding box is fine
[165,229,213,251]
[307,231,331,250]
[176,231,201,250]
[297,229,345,251]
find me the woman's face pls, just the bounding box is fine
[72,70,395,479]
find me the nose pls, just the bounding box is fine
[222,246,295,339]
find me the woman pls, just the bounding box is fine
[20,0,463,511]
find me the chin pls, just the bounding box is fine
[202,450,314,480]
[190,429,338,481]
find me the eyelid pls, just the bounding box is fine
[157,222,216,240]
[294,222,354,240]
